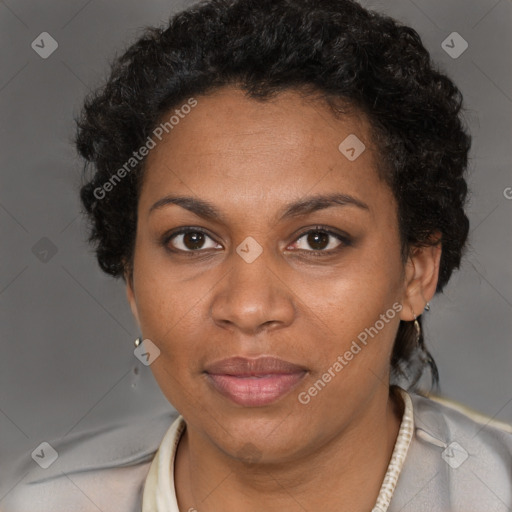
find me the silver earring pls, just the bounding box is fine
[424,302,431,311]
[134,337,142,348]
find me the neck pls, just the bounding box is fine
[174,386,404,512]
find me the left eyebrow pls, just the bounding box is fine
[276,193,370,221]
[149,192,370,223]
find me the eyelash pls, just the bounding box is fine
[161,225,352,257]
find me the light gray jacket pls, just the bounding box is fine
[1,393,511,512]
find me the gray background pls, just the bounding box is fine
[1,0,511,498]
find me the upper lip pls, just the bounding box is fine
[204,356,307,376]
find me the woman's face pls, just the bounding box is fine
[126,86,432,462]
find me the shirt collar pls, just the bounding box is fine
[142,387,414,512]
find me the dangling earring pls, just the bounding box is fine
[411,309,421,345]
[424,302,431,312]
[413,316,421,344]
[134,337,142,348]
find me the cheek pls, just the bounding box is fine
[313,238,403,320]
[132,261,206,410]
[135,275,204,350]
[130,245,204,356]
[299,239,404,378]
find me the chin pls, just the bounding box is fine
[207,406,313,463]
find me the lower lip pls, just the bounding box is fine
[206,372,306,407]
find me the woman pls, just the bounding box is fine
[3,0,511,511]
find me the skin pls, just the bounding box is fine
[126,86,441,512]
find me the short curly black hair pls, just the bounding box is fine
[75,0,471,391]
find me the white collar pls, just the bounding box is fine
[142,387,414,512]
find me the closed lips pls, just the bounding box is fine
[204,356,308,407]
[204,356,308,375]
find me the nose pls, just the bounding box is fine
[210,244,296,336]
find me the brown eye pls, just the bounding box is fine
[182,232,206,250]
[292,228,348,253]
[305,231,330,250]
[166,229,221,252]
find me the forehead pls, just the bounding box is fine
[139,86,390,219]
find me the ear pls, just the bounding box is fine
[399,237,442,321]
[125,271,141,328]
